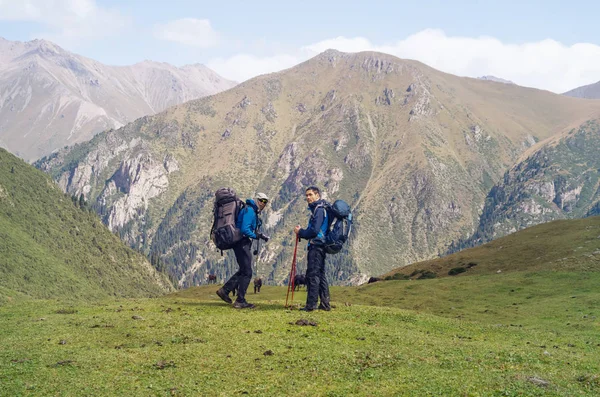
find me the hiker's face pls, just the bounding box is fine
[257,200,267,211]
[305,190,319,204]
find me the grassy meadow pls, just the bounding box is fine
[2,272,600,396]
[2,217,599,395]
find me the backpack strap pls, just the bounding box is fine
[210,202,217,235]
[311,202,329,241]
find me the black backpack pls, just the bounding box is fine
[210,188,245,252]
[324,200,353,254]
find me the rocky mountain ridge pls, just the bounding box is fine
[38,50,600,286]
[0,37,236,161]
[448,119,600,253]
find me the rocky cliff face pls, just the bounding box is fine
[0,37,236,161]
[449,120,600,252]
[37,50,600,286]
[102,152,177,231]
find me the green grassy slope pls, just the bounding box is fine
[385,216,600,280]
[1,279,599,396]
[2,196,599,395]
[0,148,173,301]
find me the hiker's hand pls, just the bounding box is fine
[294,225,301,235]
[258,233,270,242]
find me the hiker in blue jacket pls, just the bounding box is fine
[217,192,269,309]
[294,186,331,311]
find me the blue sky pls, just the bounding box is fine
[1,0,600,92]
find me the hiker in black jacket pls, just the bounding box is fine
[294,186,331,312]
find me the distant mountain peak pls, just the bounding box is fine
[0,37,237,161]
[321,48,344,56]
[563,80,600,99]
[28,40,68,58]
[477,75,515,85]
[31,38,59,47]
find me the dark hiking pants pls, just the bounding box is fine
[305,245,330,309]
[223,238,253,303]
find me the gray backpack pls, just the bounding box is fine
[210,188,245,252]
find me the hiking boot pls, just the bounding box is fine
[318,304,331,311]
[299,306,316,312]
[233,301,255,309]
[216,288,232,304]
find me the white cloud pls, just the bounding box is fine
[208,29,600,93]
[0,0,43,19]
[302,36,373,54]
[154,18,219,48]
[207,53,302,83]
[0,0,129,45]
[381,29,600,93]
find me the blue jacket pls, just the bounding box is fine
[298,199,328,246]
[236,199,260,239]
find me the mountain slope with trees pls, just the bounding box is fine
[448,119,600,253]
[37,50,600,286]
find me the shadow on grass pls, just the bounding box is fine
[174,300,304,312]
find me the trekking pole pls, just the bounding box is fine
[290,249,297,304]
[286,237,298,307]
[285,235,299,308]
[285,238,296,307]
